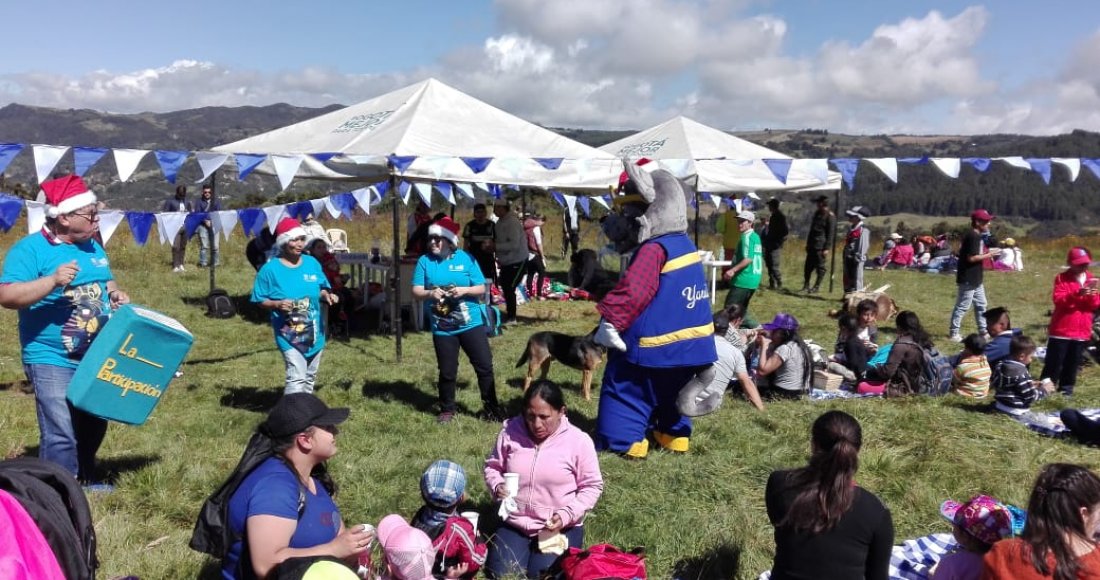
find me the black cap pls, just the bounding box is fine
[260,393,350,438]
[812,195,829,203]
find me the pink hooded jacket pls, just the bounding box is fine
[484,416,603,536]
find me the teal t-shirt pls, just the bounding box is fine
[251,255,331,357]
[733,230,763,289]
[0,231,114,367]
[412,249,486,336]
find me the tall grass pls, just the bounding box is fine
[1,214,1098,579]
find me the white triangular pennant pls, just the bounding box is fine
[195,152,230,183]
[793,159,829,185]
[658,159,694,179]
[709,194,722,209]
[212,210,239,241]
[563,194,577,216]
[96,210,125,246]
[439,184,455,205]
[308,198,326,220]
[263,205,286,232]
[113,149,150,182]
[734,199,743,214]
[1052,158,1081,182]
[591,195,609,210]
[930,158,961,179]
[421,156,453,180]
[454,182,475,200]
[33,145,69,184]
[25,201,46,234]
[474,182,490,195]
[995,156,1031,170]
[324,195,343,219]
[155,212,186,245]
[271,154,304,191]
[351,187,373,215]
[413,182,433,207]
[866,158,898,183]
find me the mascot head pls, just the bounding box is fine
[602,158,691,253]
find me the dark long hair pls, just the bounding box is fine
[780,411,863,534]
[772,328,814,392]
[895,310,934,349]
[1022,463,1100,580]
[272,429,337,496]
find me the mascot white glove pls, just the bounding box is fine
[676,366,723,417]
[594,318,627,352]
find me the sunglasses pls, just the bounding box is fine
[427,235,447,243]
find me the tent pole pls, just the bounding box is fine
[827,188,841,294]
[693,193,700,247]
[390,173,403,362]
[208,170,218,295]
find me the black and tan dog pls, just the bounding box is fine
[515,330,606,400]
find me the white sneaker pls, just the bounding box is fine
[948,334,963,343]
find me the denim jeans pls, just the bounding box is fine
[198,226,220,266]
[949,282,987,336]
[282,348,324,394]
[485,523,584,579]
[25,363,108,481]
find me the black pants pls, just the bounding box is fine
[1042,337,1086,395]
[525,255,546,298]
[498,261,527,321]
[562,230,580,259]
[171,231,188,268]
[1060,409,1100,444]
[803,249,826,289]
[764,244,783,287]
[433,326,499,413]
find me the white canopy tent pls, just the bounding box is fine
[599,116,840,193]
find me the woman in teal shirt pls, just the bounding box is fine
[412,216,504,423]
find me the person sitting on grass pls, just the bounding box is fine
[410,460,486,579]
[992,335,1055,425]
[864,311,932,397]
[378,513,456,580]
[951,334,992,399]
[932,495,1017,580]
[677,311,765,416]
[722,303,757,353]
[983,306,1020,366]
[878,235,914,270]
[855,299,881,354]
[827,313,869,384]
[754,313,814,399]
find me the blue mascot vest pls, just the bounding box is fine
[623,233,716,367]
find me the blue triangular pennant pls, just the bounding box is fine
[1084,159,1100,181]
[235,154,267,181]
[830,158,860,191]
[184,213,209,238]
[460,157,492,174]
[533,157,563,170]
[550,191,565,207]
[724,197,738,208]
[388,155,417,173]
[398,180,412,204]
[311,152,339,163]
[374,180,390,197]
[0,193,24,232]
[332,192,357,219]
[0,143,25,174]
[73,147,109,177]
[578,196,592,217]
[762,159,793,184]
[897,157,929,165]
[237,208,267,237]
[125,212,154,246]
[154,150,189,184]
[435,182,454,204]
[488,184,502,199]
[962,157,992,172]
[286,201,313,220]
[1026,158,1052,185]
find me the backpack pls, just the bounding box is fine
[206,288,236,319]
[0,457,98,580]
[483,304,504,337]
[547,544,647,580]
[919,346,954,396]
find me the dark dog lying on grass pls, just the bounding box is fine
[516,330,607,400]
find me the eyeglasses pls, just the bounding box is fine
[69,211,99,222]
[427,235,446,243]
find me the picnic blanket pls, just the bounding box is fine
[757,532,959,580]
[810,388,882,401]
[1022,408,1100,438]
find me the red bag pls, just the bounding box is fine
[552,543,646,580]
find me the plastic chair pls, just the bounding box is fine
[326,229,350,253]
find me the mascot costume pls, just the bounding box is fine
[593,160,718,459]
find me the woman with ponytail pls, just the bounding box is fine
[983,463,1100,579]
[765,410,893,580]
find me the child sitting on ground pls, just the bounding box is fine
[410,460,486,579]
[992,335,1055,424]
[827,312,869,383]
[722,303,757,353]
[952,334,991,399]
[932,495,1017,580]
[855,299,880,354]
[378,513,446,580]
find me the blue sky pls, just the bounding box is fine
[2,0,1097,135]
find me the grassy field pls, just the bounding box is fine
[2,213,1100,579]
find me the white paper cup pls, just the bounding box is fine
[461,510,480,532]
[503,472,520,496]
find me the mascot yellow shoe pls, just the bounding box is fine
[653,431,690,453]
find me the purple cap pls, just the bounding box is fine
[761,312,799,332]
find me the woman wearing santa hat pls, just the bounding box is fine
[0,175,131,487]
[251,217,339,395]
[412,216,505,423]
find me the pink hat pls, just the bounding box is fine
[970,208,994,222]
[940,495,1015,546]
[1067,246,1092,267]
[377,514,434,580]
[274,217,306,248]
[428,216,461,247]
[42,176,97,219]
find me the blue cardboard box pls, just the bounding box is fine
[68,304,193,425]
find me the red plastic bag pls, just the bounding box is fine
[553,544,646,580]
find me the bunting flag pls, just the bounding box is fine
[97,210,126,245]
[1082,158,1100,181]
[830,158,860,190]
[125,212,154,246]
[324,194,345,219]
[388,155,417,174]
[211,210,239,241]
[930,158,961,179]
[533,157,563,170]
[436,182,455,205]
[413,182,433,207]
[195,152,230,183]
[154,150,189,184]
[995,156,1031,170]
[351,187,374,215]
[962,157,992,172]
[398,180,412,204]
[563,194,578,218]
[183,212,209,239]
[0,143,25,174]
[73,147,109,177]
[578,196,592,216]
[763,159,793,184]
[235,154,267,181]
[286,200,314,220]
[454,182,475,200]
[460,157,492,174]
[262,205,286,231]
[156,212,186,245]
[309,198,326,220]
[1026,158,1053,185]
[25,201,45,234]
[310,152,338,163]
[1052,158,1081,182]
[237,208,267,237]
[0,193,24,232]
[709,194,722,208]
[488,183,502,198]
[866,158,898,183]
[792,158,830,185]
[422,156,452,179]
[113,149,150,182]
[33,145,69,184]
[271,154,305,191]
[898,156,929,165]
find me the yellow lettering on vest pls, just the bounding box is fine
[95,357,163,399]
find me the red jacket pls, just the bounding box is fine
[1048,270,1100,340]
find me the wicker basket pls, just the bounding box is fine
[813,369,845,391]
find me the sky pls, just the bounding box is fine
[2,0,1098,136]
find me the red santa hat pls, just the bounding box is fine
[617,157,653,190]
[428,216,461,247]
[42,176,97,219]
[274,217,307,247]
